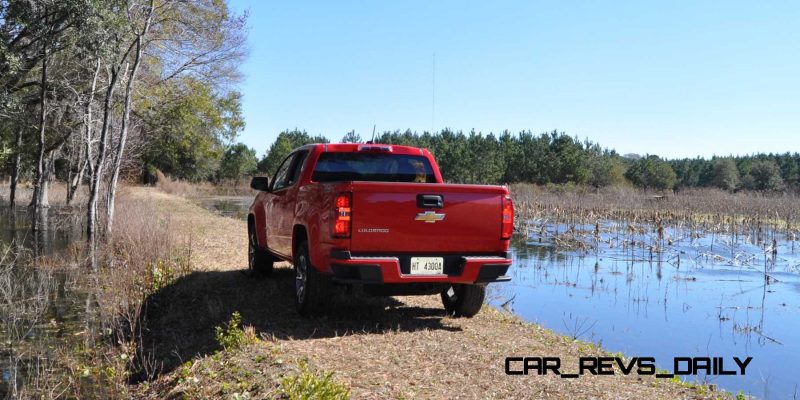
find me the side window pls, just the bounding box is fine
[271,153,296,192]
[271,150,309,191]
[287,151,309,187]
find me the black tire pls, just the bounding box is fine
[293,241,330,316]
[248,222,273,277]
[441,284,486,318]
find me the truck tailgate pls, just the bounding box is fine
[349,182,506,254]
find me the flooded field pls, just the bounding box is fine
[490,219,800,399]
[0,206,101,398]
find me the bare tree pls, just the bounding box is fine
[66,58,101,205]
[29,45,48,229]
[106,0,154,235]
[87,59,126,239]
[8,126,23,206]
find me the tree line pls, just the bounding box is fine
[256,129,799,193]
[1,0,247,238]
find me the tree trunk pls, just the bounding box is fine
[67,157,87,205]
[66,133,81,205]
[66,150,75,204]
[40,151,55,208]
[31,49,48,231]
[106,3,153,235]
[68,58,100,206]
[87,64,121,239]
[8,128,23,207]
[106,45,141,235]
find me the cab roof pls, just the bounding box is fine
[302,143,429,156]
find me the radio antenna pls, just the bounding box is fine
[431,53,436,133]
[371,124,376,143]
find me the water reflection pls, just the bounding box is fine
[0,205,95,397]
[194,196,251,220]
[1,206,84,258]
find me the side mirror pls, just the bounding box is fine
[250,176,270,191]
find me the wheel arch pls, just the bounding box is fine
[292,224,308,255]
[292,224,327,272]
[248,214,260,247]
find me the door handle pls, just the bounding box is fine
[417,194,443,209]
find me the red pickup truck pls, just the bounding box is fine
[248,143,513,317]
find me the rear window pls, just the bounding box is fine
[312,153,436,183]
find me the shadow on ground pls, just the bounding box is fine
[138,264,457,377]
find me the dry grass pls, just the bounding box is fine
[128,187,723,399]
[155,171,199,197]
[127,187,245,271]
[154,171,255,197]
[97,188,199,386]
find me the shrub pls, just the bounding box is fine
[279,362,350,400]
[214,312,258,350]
[155,170,197,196]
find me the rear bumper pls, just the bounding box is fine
[328,250,511,284]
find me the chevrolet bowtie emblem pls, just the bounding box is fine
[415,211,446,223]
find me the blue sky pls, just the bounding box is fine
[227,0,799,159]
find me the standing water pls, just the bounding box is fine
[488,221,800,399]
[0,205,99,397]
[194,196,251,220]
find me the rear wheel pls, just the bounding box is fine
[248,222,273,277]
[441,284,486,318]
[294,241,330,316]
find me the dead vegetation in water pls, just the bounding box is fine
[511,184,799,258]
[512,184,798,229]
[0,247,64,398]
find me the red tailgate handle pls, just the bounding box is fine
[417,194,443,209]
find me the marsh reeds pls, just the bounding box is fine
[511,185,797,264]
[0,246,59,398]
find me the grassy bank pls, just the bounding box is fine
[116,186,727,399]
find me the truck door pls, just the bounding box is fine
[266,151,308,257]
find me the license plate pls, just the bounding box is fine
[409,257,444,275]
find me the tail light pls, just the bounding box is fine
[333,193,352,237]
[501,195,514,239]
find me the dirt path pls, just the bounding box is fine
[129,187,719,399]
